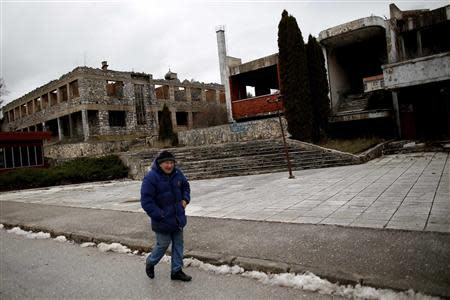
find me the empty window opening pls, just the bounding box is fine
[35,98,41,112]
[270,89,279,95]
[60,85,68,102]
[191,88,202,101]
[205,89,216,102]
[50,90,58,106]
[41,94,49,109]
[155,84,169,100]
[174,86,186,101]
[176,112,188,126]
[134,84,147,125]
[106,80,124,98]
[69,80,80,99]
[108,111,126,127]
[246,86,255,98]
[21,104,27,116]
[27,101,34,114]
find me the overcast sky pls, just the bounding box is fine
[1,0,448,105]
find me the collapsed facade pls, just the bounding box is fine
[1,62,225,142]
[218,3,450,139]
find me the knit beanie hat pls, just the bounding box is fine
[157,150,175,164]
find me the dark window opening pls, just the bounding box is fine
[106,80,124,98]
[421,23,450,57]
[176,112,188,126]
[205,89,216,102]
[401,30,419,60]
[230,64,280,101]
[109,111,126,127]
[60,85,68,102]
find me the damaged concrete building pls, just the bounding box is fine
[319,3,450,139]
[1,62,225,142]
[218,3,450,139]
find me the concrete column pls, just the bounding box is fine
[169,85,175,101]
[42,122,46,132]
[57,117,63,141]
[215,89,221,104]
[57,88,61,103]
[32,99,36,114]
[417,30,423,57]
[67,83,71,100]
[81,110,90,141]
[68,114,74,138]
[392,91,401,138]
[201,89,206,102]
[171,110,177,131]
[187,111,193,129]
[48,92,52,107]
[216,28,234,123]
[185,87,192,102]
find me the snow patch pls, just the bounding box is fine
[97,242,131,254]
[54,236,68,242]
[7,227,50,239]
[0,224,4,229]
[80,242,96,248]
[184,258,244,275]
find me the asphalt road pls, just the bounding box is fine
[0,231,336,300]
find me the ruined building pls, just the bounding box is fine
[218,3,450,139]
[1,62,225,142]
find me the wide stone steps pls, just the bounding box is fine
[121,138,360,180]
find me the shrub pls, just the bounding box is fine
[0,155,128,191]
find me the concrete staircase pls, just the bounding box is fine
[121,139,360,181]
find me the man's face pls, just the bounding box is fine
[160,161,175,174]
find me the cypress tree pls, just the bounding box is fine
[158,104,174,142]
[306,34,330,142]
[277,10,313,142]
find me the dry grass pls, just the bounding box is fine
[318,137,384,154]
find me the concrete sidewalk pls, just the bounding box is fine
[2,152,449,232]
[1,201,449,298]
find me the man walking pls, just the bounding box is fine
[140,150,192,281]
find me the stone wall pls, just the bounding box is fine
[44,140,133,160]
[178,117,287,146]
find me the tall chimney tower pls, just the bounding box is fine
[216,26,234,123]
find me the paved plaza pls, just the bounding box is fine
[1,152,449,232]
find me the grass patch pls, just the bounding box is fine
[0,155,128,192]
[318,137,385,154]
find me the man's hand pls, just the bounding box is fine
[182,200,188,209]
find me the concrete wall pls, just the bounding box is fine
[383,52,450,89]
[178,117,287,146]
[44,140,133,160]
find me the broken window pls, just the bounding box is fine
[176,112,188,126]
[421,23,450,56]
[69,80,80,99]
[59,85,68,102]
[50,90,58,106]
[108,111,126,127]
[155,84,169,100]
[174,86,186,101]
[106,80,124,98]
[134,84,146,125]
[191,87,202,101]
[205,89,216,102]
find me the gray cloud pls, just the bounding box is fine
[1,0,448,104]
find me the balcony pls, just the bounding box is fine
[231,94,282,120]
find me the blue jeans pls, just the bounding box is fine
[146,230,184,274]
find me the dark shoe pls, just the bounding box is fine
[171,269,192,282]
[146,263,155,279]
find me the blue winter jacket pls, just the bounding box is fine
[140,161,190,233]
